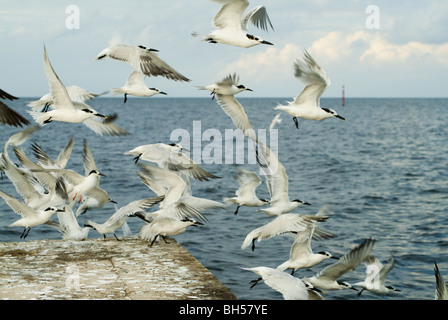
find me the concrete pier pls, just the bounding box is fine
[0,237,237,300]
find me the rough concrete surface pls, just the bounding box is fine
[0,237,237,300]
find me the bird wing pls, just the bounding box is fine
[242,5,274,32]
[42,46,76,111]
[293,50,330,107]
[378,255,395,283]
[137,171,167,197]
[288,228,314,261]
[82,139,98,176]
[66,86,105,103]
[434,262,448,300]
[0,189,36,218]
[216,73,240,87]
[235,168,262,198]
[314,238,376,282]
[215,94,254,135]
[82,114,129,136]
[124,70,147,87]
[0,101,30,127]
[213,0,249,32]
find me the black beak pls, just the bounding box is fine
[95,113,107,119]
[331,256,341,260]
[149,48,159,52]
[336,115,347,121]
[160,91,168,95]
[246,88,253,92]
[261,40,273,45]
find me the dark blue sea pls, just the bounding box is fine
[1,97,447,300]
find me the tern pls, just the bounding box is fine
[277,206,338,275]
[94,44,190,82]
[28,46,128,136]
[111,71,167,103]
[434,262,448,300]
[85,196,164,240]
[255,141,311,217]
[125,142,219,181]
[138,216,203,247]
[192,0,274,48]
[0,189,64,239]
[275,50,346,129]
[243,266,324,300]
[223,168,269,215]
[196,73,253,100]
[241,213,330,252]
[0,88,30,127]
[354,255,401,296]
[304,238,376,291]
[137,164,226,223]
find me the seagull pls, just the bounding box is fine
[28,46,128,136]
[111,71,167,103]
[0,189,64,239]
[192,0,274,48]
[274,50,346,129]
[223,168,269,215]
[434,262,448,300]
[196,73,252,100]
[277,206,338,275]
[0,88,30,128]
[85,196,164,241]
[27,85,106,112]
[255,141,311,217]
[354,255,401,296]
[94,44,190,82]
[48,205,92,240]
[138,216,203,247]
[125,142,219,181]
[242,266,324,300]
[304,238,376,291]
[241,213,330,252]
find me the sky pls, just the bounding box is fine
[0,0,447,98]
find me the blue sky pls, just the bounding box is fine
[1,0,447,98]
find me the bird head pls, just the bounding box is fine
[293,199,311,206]
[246,34,273,46]
[321,108,347,121]
[317,251,340,260]
[337,281,358,291]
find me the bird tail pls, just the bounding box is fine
[195,85,207,91]
[110,88,125,96]
[276,261,289,272]
[27,110,48,126]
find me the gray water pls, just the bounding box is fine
[1,97,447,300]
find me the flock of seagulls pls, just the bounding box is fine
[0,0,446,301]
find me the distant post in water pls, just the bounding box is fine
[342,85,345,107]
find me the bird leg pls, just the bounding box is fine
[234,206,240,215]
[293,117,299,129]
[210,89,216,101]
[251,239,256,252]
[249,277,262,289]
[20,227,31,240]
[123,94,128,104]
[133,154,142,164]
[72,193,78,201]
[113,233,121,241]
[150,235,159,247]
[43,117,52,124]
[357,288,365,296]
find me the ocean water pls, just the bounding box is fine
[1,97,447,300]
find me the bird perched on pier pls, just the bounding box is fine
[94,44,190,82]
[274,50,346,129]
[192,0,274,48]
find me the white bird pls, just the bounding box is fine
[354,255,401,296]
[242,266,324,300]
[192,0,274,48]
[0,88,30,128]
[269,113,282,131]
[277,206,338,275]
[138,216,202,247]
[125,142,219,182]
[241,213,329,252]
[94,44,190,82]
[28,46,128,136]
[30,137,74,171]
[196,73,253,100]
[304,238,376,291]
[434,262,448,300]
[3,125,40,159]
[110,71,167,103]
[255,141,311,217]
[50,206,91,241]
[0,189,64,239]
[85,196,164,241]
[137,164,226,223]
[223,168,269,215]
[274,50,346,129]
[27,85,106,112]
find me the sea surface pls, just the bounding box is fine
[1,97,447,300]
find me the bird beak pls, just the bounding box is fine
[149,48,159,52]
[98,173,106,177]
[304,201,312,206]
[246,88,253,92]
[312,287,325,294]
[331,256,341,260]
[57,208,65,212]
[336,115,347,121]
[350,286,359,291]
[160,91,168,95]
[261,40,273,45]
[96,113,107,119]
